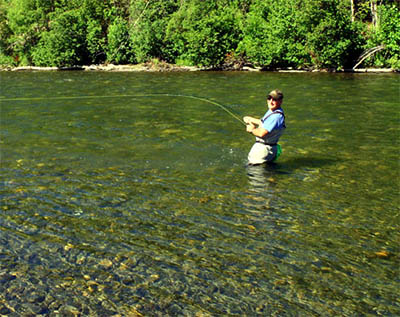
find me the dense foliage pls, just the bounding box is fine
[0,0,399,69]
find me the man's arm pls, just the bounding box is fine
[243,116,261,126]
[247,124,268,137]
[243,116,268,137]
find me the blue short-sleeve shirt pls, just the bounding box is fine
[261,109,285,132]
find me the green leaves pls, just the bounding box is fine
[166,1,243,67]
[305,5,364,69]
[106,16,134,64]
[371,4,400,68]
[239,0,364,70]
[32,9,87,67]
[1,0,398,69]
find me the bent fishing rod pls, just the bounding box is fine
[1,93,246,126]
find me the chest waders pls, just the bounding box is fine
[273,144,282,161]
[260,110,285,162]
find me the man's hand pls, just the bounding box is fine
[246,123,255,133]
[243,116,261,126]
[243,116,252,124]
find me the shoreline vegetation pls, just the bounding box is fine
[1,1,399,71]
[1,63,398,73]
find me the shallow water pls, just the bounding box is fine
[0,71,399,315]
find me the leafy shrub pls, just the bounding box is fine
[305,1,365,69]
[239,0,309,68]
[240,0,365,70]
[0,0,397,69]
[32,9,88,67]
[129,0,178,63]
[166,1,243,67]
[5,0,47,65]
[368,4,400,68]
[106,16,135,64]
[0,1,12,60]
[0,53,15,67]
[86,19,106,64]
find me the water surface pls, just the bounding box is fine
[0,71,399,315]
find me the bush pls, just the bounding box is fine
[166,1,243,67]
[305,1,365,69]
[0,1,12,60]
[32,9,88,67]
[368,4,400,68]
[0,0,397,69]
[5,0,47,65]
[86,19,106,64]
[106,16,135,64]
[240,0,365,70]
[129,0,178,63]
[239,0,309,68]
[81,0,111,64]
[0,53,15,67]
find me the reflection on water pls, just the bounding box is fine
[246,163,281,193]
[0,71,399,315]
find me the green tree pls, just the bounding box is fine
[239,0,309,68]
[0,0,14,65]
[240,0,364,69]
[368,4,400,68]
[128,0,179,63]
[106,15,135,64]
[0,0,397,69]
[5,0,50,65]
[80,0,109,64]
[32,8,88,66]
[166,0,243,67]
[305,0,365,69]
[31,0,112,66]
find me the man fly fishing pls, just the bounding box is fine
[243,89,286,165]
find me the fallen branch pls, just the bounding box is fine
[353,45,385,70]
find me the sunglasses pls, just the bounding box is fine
[267,95,281,101]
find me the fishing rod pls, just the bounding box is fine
[0,93,246,126]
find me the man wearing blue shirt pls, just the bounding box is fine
[243,89,286,165]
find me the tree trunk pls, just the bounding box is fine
[351,0,355,22]
[370,0,378,28]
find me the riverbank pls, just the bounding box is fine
[0,63,200,72]
[0,63,398,73]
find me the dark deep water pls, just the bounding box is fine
[0,71,399,315]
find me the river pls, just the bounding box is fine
[0,71,399,315]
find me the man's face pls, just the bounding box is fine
[267,97,282,111]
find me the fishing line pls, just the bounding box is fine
[0,93,246,126]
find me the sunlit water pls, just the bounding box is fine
[0,71,399,316]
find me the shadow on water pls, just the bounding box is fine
[246,156,338,185]
[277,156,339,171]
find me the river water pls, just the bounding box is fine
[0,71,399,315]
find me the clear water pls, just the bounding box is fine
[0,71,399,315]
